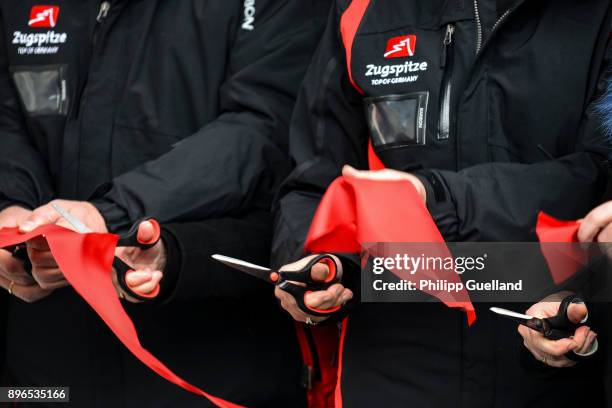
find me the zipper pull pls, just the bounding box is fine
[441,24,455,67]
[97,1,111,23]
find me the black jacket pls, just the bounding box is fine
[272,0,612,407]
[0,0,329,406]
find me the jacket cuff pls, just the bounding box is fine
[315,253,359,325]
[156,223,208,303]
[154,228,181,302]
[0,198,32,213]
[90,183,131,234]
[413,170,459,241]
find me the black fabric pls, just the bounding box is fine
[0,291,5,386]
[154,229,180,302]
[496,0,517,17]
[160,212,278,303]
[117,212,306,408]
[0,0,330,406]
[272,0,612,406]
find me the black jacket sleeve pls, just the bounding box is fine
[421,37,612,242]
[271,2,368,268]
[92,0,330,233]
[0,12,54,212]
[156,211,275,303]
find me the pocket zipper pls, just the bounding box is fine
[71,1,111,119]
[438,23,455,140]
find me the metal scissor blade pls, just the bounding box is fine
[211,254,277,284]
[490,306,548,334]
[490,307,535,324]
[51,203,93,233]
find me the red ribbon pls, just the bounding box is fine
[536,212,580,243]
[535,212,586,284]
[303,176,477,325]
[0,225,241,408]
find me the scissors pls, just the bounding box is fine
[212,254,343,317]
[11,245,32,275]
[490,295,597,360]
[51,203,162,302]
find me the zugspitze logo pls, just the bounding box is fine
[384,35,416,59]
[28,5,60,28]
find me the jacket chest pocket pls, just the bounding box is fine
[364,91,429,148]
[352,24,457,151]
[10,64,69,116]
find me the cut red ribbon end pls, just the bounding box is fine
[304,176,476,325]
[535,211,585,285]
[0,225,242,408]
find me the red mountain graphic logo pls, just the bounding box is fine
[384,35,416,59]
[29,5,60,28]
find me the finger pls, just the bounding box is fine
[567,303,588,324]
[310,262,330,281]
[11,284,53,303]
[543,355,575,368]
[578,201,612,243]
[576,331,597,355]
[32,267,67,288]
[0,275,53,303]
[24,236,51,252]
[532,335,576,357]
[523,339,575,368]
[342,165,360,177]
[137,221,157,244]
[129,271,162,295]
[111,269,141,303]
[518,322,565,355]
[517,324,531,341]
[31,272,69,290]
[304,284,352,310]
[597,223,612,243]
[27,247,58,268]
[0,251,33,285]
[304,285,344,309]
[568,325,590,351]
[340,289,354,304]
[522,338,545,362]
[125,270,154,287]
[19,203,62,233]
[275,287,308,321]
[317,287,350,310]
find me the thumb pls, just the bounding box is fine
[342,165,360,177]
[130,271,163,295]
[311,262,330,282]
[125,270,154,287]
[137,220,157,244]
[19,204,61,233]
[567,302,588,324]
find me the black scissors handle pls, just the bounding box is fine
[117,218,161,250]
[542,294,586,341]
[113,257,160,302]
[11,245,32,276]
[541,295,595,361]
[114,218,162,301]
[277,254,344,317]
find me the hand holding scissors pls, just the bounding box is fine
[212,253,350,321]
[491,294,598,366]
[51,203,163,302]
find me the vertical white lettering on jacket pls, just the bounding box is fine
[242,0,255,30]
